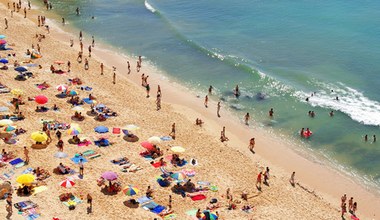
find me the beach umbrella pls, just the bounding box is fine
[16,174,35,185]
[171,146,185,153]
[0,58,8,64]
[161,136,172,141]
[11,89,24,96]
[14,66,28,72]
[3,125,16,132]
[54,60,65,65]
[0,35,5,39]
[54,152,68,158]
[95,104,106,108]
[140,141,155,151]
[123,124,140,131]
[0,40,6,45]
[94,126,109,133]
[72,106,84,111]
[56,84,68,91]
[170,172,186,181]
[0,106,10,112]
[101,171,118,181]
[60,179,75,188]
[70,123,80,128]
[123,186,139,196]
[67,126,82,135]
[148,136,161,144]
[202,211,218,220]
[182,169,196,177]
[68,90,78,96]
[35,95,48,105]
[31,131,48,142]
[0,119,13,126]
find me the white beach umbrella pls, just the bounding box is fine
[148,136,161,144]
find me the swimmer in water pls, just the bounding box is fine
[234,85,240,98]
[329,111,334,117]
[269,108,274,117]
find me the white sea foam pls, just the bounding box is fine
[144,0,156,13]
[295,81,380,126]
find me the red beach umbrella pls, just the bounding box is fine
[35,95,48,105]
[140,141,155,151]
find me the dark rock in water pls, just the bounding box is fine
[220,97,226,102]
[256,92,266,100]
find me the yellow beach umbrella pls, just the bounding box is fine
[171,146,185,153]
[0,119,13,126]
[16,174,35,185]
[11,89,24,96]
[30,131,48,142]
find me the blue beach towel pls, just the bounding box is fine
[177,160,188,167]
[142,201,158,210]
[151,205,165,214]
[137,196,151,204]
[9,158,24,165]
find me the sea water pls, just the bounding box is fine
[44,0,380,190]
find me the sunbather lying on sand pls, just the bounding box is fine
[111,157,129,165]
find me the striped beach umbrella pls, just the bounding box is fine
[67,126,82,135]
[68,90,78,96]
[170,172,186,181]
[123,186,139,196]
[0,119,13,126]
[3,125,16,132]
[56,84,68,91]
[60,179,75,188]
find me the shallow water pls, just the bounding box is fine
[45,0,380,189]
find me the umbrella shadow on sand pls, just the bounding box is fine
[100,187,118,196]
[123,200,139,208]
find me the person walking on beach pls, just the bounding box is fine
[92,36,95,47]
[169,123,176,140]
[77,51,82,63]
[156,94,161,110]
[136,61,141,72]
[28,1,31,10]
[80,41,83,52]
[141,73,145,86]
[100,63,104,75]
[352,202,357,215]
[290,171,295,187]
[70,39,74,47]
[24,146,29,164]
[244,112,250,125]
[256,172,262,190]
[217,101,221,117]
[127,61,131,73]
[67,61,71,72]
[88,45,91,57]
[348,197,353,212]
[146,84,150,98]
[208,85,213,94]
[84,58,89,70]
[341,202,347,218]
[204,95,208,108]
[157,85,161,96]
[87,193,92,212]
[113,71,116,84]
[263,167,270,185]
[4,18,8,29]
[168,195,172,210]
[79,159,84,177]
[5,194,12,218]
[249,138,255,152]
[24,7,27,18]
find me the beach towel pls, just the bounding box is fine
[82,150,95,156]
[141,201,159,210]
[82,98,94,104]
[32,186,47,195]
[151,205,166,214]
[164,214,177,219]
[197,181,210,186]
[112,128,121,134]
[190,194,206,201]
[14,201,38,211]
[2,169,15,179]
[9,158,24,166]
[77,140,92,146]
[94,139,109,147]
[151,162,165,168]
[22,168,34,174]
[186,209,198,217]
[177,160,188,167]
[161,136,172,141]
[351,215,360,220]
[137,196,152,204]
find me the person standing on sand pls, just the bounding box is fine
[70,39,74,47]
[157,85,161,96]
[24,146,29,164]
[146,84,150,98]
[79,159,84,177]
[88,45,91,57]
[249,138,255,152]
[5,194,12,218]
[156,94,161,110]
[256,172,262,190]
[127,61,131,73]
[24,7,27,18]
[352,202,357,215]
[92,36,95,47]
[113,72,116,84]
[204,95,208,108]
[84,58,89,70]
[217,101,221,117]
[87,193,92,210]
[80,41,83,52]
[169,123,176,140]
[348,197,353,212]
[244,113,250,125]
[138,55,142,67]
[4,18,8,29]
[341,202,347,217]
[100,63,103,75]
[263,167,270,185]
[290,171,295,186]
[28,1,31,10]
[67,61,71,72]
[141,73,145,86]
[168,195,172,209]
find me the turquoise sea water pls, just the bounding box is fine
[44,0,380,189]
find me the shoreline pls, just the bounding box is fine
[32,1,380,218]
[0,1,379,219]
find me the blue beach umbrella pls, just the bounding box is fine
[94,126,109,133]
[14,66,28,72]
[0,58,8,64]
[0,35,6,39]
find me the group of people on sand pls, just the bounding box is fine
[341,194,358,218]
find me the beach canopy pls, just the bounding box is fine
[54,152,68,158]
[31,131,48,142]
[171,146,185,153]
[56,84,68,91]
[101,171,118,181]
[0,107,10,112]
[0,58,8,64]
[67,126,82,135]
[94,126,109,133]
[123,186,139,196]
[3,125,16,132]
[0,119,13,126]
[140,141,155,151]
[35,95,48,105]
[60,179,75,188]
[14,66,28,72]
[11,89,24,96]
[16,174,35,184]
[122,124,140,131]
[148,136,161,144]
[170,172,186,181]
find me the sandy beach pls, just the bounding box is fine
[0,1,379,220]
